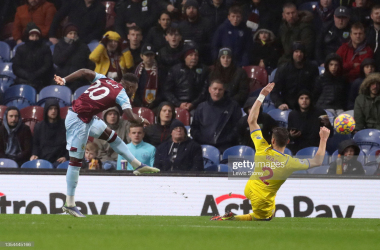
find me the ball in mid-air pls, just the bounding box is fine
[334,114,355,135]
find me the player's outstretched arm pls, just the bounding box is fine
[248,82,275,132]
[54,69,96,85]
[308,127,330,168]
[123,108,150,127]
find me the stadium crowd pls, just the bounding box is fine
[1,0,380,175]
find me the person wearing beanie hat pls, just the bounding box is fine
[348,58,377,109]
[89,31,133,82]
[53,22,92,92]
[287,89,333,154]
[12,21,54,91]
[154,119,204,171]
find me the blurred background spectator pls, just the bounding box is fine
[312,0,335,34]
[328,139,364,175]
[200,0,228,38]
[145,11,172,52]
[366,5,380,71]
[82,142,102,170]
[158,27,184,74]
[127,26,144,68]
[351,0,371,28]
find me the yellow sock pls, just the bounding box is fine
[234,214,252,221]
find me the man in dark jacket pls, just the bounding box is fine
[154,119,204,171]
[0,106,32,167]
[351,0,371,28]
[128,26,144,68]
[312,0,335,35]
[328,139,365,175]
[235,97,277,150]
[164,43,209,111]
[288,90,333,154]
[144,102,176,147]
[30,99,68,168]
[315,6,351,66]
[158,27,184,74]
[200,0,228,37]
[272,42,319,110]
[145,11,171,51]
[48,0,106,44]
[191,79,241,153]
[12,22,54,92]
[53,23,92,92]
[366,5,380,72]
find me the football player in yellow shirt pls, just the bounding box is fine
[211,83,330,221]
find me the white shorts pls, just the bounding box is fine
[65,109,107,159]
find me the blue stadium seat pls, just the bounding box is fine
[331,149,366,165]
[267,109,291,127]
[88,41,99,52]
[73,85,90,100]
[293,170,308,174]
[298,1,318,11]
[185,125,192,139]
[0,158,18,168]
[262,102,276,113]
[318,66,325,75]
[12,42,24,58]
[326,133,351,155]
[341,110,354,117]
[202,145,220,169]
[353,129,380,155]
[21,159,53,169]
[222,146,255,161]
[284,148,292,156]
[57,161,69,169]
[4,84,36,104]
[218,164,230,172]
[366,147,380,164]
[5,99,30,109]
[0,62,16,79]
[0,41,11,62]
[363,164,377,175]
[37,85,72,107]
[308,165,330,174]
[268,68,277,82]
[296,147,329,165]
[0,77,14,93]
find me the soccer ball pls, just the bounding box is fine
[334,114,355,135]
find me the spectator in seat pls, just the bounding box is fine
[209,48,249,107]
[236,96,277,150]
[93,107,131,167]
[154,119,204,171]
[249,29,281,74]
[48,0,106,44]
[191,79,242,152]
[82,142,102,170]
[348,58,376,109]
[144,102,176,147]
[354,72,380,131]
[272,42,319,110]
[30,99,68,168]
[133,44,165,110]
[200,0,228,37]
[351,0,371,28]
[128,26,144,68]
[243,0,279,33]
[89,31,133,82]
[288,90,333,154]
[315,6,351,66]
[164,43,209,111]
[366,5,380,72]
[12,22,54,92]
[312,0,335,34]
[278,2,315,65]
[212,5,252,66]
[313,53,348,116]
[53,23,93,92]
[158,27,184,74]
[0,106,32,167]
[13,0,56,44]
[337,22,373,83]
[117,123,155,170]
[145,11,172,51]
[328,139,365,175]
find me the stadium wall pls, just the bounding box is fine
[0,174,379,218]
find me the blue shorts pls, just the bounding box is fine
[65,110,107,159]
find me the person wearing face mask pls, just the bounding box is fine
[53,23,93,92]
[12,22,54,92]
[328,139,364,175]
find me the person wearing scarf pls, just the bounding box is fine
[313,0,335,33]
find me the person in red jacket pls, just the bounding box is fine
[336,22,374,82]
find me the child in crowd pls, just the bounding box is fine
[328,139,364,175]
[82,142,102,170]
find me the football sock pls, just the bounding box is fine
[66,165,80,207]
[109,137,142,169]
[234,214,253,221]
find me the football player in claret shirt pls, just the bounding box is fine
[211,83,330,221]
[54,69,160,217]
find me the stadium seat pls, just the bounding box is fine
[88,41,99,52]
[57,161,69,169]
[102,1,116,30]
[60,106,69,119]
[218,164,230,172]
[222,146,255,162]
[20,106,44,121]
[341,110,354,117]
[298,1,318,11]
[363,164,377,175]
[292,170,308,174]
[175,108,190,126]
[0,105,7,124]
[267,109,291,127]
[0,62,16,79]
[284,148,292,156]
[324,109,335,125]
[0,41,11,62]
[0,22,13,41]
[37,85,72,107]
[331,149,366,165]
[202,145,220,169]
[318,66,325,75]
[326,133,351,155]
[243,66,268,93]
[353,129,380,155]
[4,99,30,109]
[12,42,24,58]
[0,158,18,168]
[122,107,155,124]
[185,125,191,138]
[268,68,277,83]
[308,165,330,174]
[4,84,37,105]
[73,85,90,100]
[296,147,329,165]
[0,76,14,93]
[262,102,276,113]
[365,147,380,164]
[21,159,54,169]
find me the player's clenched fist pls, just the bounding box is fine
[319,126,330,140]
[54,74,65,86]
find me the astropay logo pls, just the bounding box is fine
[200,194,355,218]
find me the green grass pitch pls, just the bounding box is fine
[0,215,379,250]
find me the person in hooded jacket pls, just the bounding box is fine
[144,102,176,147]
[12,22,54,92]
[328,139,365,175]
[30,99,68,168]
[313,53,349,116]
[0,106,32,167]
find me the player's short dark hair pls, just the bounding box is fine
[129,123,144,132]
[272,127,289,148]
[166,27,181,36]
[229,6,243,16]
[350,22,365,32]
[122,73,138,85]
[283,2,297,11]
[128,26,142,34]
